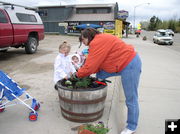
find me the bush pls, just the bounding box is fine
[143,36,147,40]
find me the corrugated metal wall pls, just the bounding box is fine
[39,7,72,34]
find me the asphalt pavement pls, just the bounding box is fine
[141,30,180,52]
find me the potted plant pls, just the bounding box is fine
[78,122,109,134]
[56,76,108,123]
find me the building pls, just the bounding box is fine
[38,5,72,34]
[38,3,129,37]
[65,3,118,34]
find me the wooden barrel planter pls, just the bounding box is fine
[56,80,107,123]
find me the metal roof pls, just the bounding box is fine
[37,3,116,22]
[37,3,115,8]
[66,13,115,21]
[65,3,116,22]
[73,3,115,8]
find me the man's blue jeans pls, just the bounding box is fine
[96,54,142,131]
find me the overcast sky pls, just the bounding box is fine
[1,0,180,26]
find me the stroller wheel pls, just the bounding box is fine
[0,107,5,112]
[34,103,40,111]
[29,112,38,121]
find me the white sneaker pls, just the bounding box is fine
[120,128,135,134]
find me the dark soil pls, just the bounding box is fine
[59,77,107,90]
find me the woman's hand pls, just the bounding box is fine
[71,72,78,79]
[64,75,68,80]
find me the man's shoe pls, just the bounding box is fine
[120,128,135,134]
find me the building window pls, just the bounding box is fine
[0,11,8,23]
[16,13,37,22]
[76,8,94,14]
[38,9,48,17]
[76,8,111,14]
[96,8,111,13]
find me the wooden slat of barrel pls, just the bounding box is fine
[58,86,107,123]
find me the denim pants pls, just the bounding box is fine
[96,54,142,131]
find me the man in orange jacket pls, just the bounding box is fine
[73,28,142,134]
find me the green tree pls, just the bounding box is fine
[148,16,156,30]
[175,18,180,32]
[146,16,180,32]
[140,21,149,30]
[168,20,176,31]
[155,17,162,29]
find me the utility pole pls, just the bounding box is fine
[133,3,150,29]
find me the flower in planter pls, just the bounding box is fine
[75,77,92,88]
[81,122,109,134]
[63,76,107,89]
[79,129,96,134]
[65,80,72,85]
[65,80,73,89]
[65,76,94,89]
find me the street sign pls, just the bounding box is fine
[117,10,129,20]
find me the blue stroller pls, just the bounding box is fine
[0,70,40,121]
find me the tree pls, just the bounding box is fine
[155,17,162,29]
[140,21,149,30]
[145,16,180,32]
[148,16,156,30]
[148,16,162,30]
[168,20,176,31]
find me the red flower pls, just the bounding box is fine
[79,129,96,134]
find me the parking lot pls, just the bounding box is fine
[0,35,84,134]
[0,35,84,95]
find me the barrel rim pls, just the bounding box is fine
[56,80,107,91]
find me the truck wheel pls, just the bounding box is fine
[25,37,38,54]
[0,49,8,52]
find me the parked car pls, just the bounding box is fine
[165,29,174,36]
[0,2,44,54]
[153,30,173,45]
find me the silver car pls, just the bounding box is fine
[153,30,173,45]
[166,29,174,36]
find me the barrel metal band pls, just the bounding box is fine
[60,106,104,117]
[61,112,103,123]
[58,94,106,104]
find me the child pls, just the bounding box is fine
[80,48,89,65]
[71,54,82,70]
[54,41,76,86]
[82,48,89,58]
[71,48,89,69]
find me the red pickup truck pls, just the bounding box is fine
[0,3,44,54]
